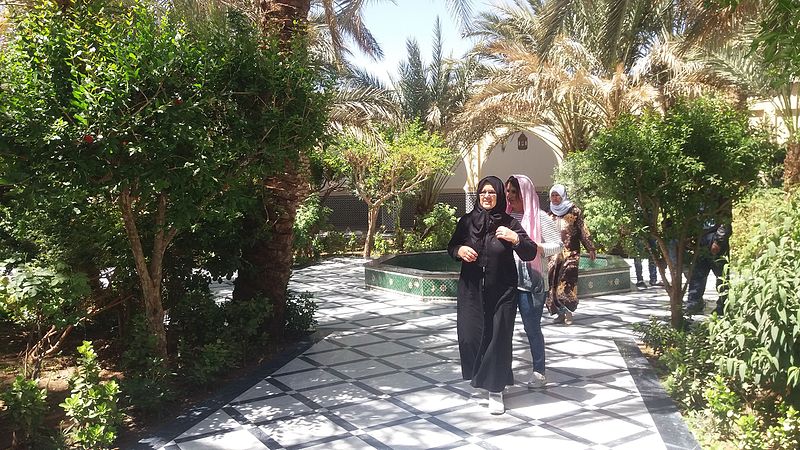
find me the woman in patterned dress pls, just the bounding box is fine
[546,184,596,325]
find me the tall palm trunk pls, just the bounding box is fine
[258,0,311,40]
[233,1,312,338]
[234,158,309,336]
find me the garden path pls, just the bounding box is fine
[133,257,713,450]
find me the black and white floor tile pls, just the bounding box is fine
[133,258,708,450]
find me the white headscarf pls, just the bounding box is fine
[549,184,574,217]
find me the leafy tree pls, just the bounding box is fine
[327,123,454,257]
[0,1,326,355]
[577,97,776,327]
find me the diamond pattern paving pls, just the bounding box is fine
[129,257,709,450]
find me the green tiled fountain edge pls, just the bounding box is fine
[365,251,631,300]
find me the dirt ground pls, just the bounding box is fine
[0,322,301,450]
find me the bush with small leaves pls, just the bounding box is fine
[285,291,318,333]
[294,195,333,265]
[1,376,59,448]
[119,316,173,418]
[635,317,717,409]
[180,339,237,387]
[60,341,121,449]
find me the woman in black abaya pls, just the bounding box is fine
[447,176,537,414]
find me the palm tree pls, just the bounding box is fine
[395,18,479,219]
[235,0,474,336]
[453,2,648,156]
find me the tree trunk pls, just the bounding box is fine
[667,274,684,329]
[784,141,800,190]
[656,236,686,329]
[363,204,381,258]
[119,189,175,357]
[231,0,313,338]
[233,158,309,337]
[258,0,311,44]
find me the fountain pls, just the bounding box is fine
[364,251,631,300]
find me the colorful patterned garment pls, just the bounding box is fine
[546,205,596,315]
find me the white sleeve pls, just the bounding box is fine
[539,210,563,257]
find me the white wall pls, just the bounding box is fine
[442,131,560,194]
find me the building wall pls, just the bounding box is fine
[749,89,799,144]
[441,130,560,194]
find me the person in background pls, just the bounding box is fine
[633,238,662,288]
[448,176,537,415]
[686,222,731,315]
[546,184,596,325]
[506,175,563,389]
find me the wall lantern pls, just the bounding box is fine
[517,133,528,150]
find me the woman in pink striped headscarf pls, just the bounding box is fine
[506,175,563,388]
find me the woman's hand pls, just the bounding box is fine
[588,249,597,261]
[458,245,478,262]
[495,226,519,245]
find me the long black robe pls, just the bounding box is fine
[447,203,537,393]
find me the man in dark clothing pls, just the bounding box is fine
[686,222,731,315]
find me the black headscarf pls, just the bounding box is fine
[470,176,509,267]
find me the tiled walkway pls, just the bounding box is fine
[133,258,703,450]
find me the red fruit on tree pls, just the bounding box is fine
[83,134,94,144]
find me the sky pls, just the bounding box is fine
[347,0,494,86]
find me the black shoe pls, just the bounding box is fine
[635,281,647,289]
[685,302,704,314]
[650,280,663,287]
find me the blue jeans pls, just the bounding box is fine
[633,258,657,284]
[687,251,729,314]
[518,282,546,374]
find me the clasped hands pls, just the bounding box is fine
[457,226,519,262]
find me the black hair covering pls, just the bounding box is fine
[470,176,508,267]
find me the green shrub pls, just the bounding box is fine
[710,189,800,407]
[635,317,716,408]
[730,187,785,266]
[0,260,91,375]
[168,286,227,350]
[170,285,271,383]
[221,294,272,361]
[60,341,121,449]
[294,194,332,264]
[405,203,457,252]
[733,404,800,450]
[319,230,345,254]
[180,339,237,387]
[119,316,173,418]
[372,230,394,255]
[1,376,58,448]
[703,374,742,434]
[285,291,318,333]
[632,317,683,356]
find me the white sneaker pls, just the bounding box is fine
[564,310,573,325]
[488,391,505,415]
[473,389,488,406]
[527,371,546,389]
